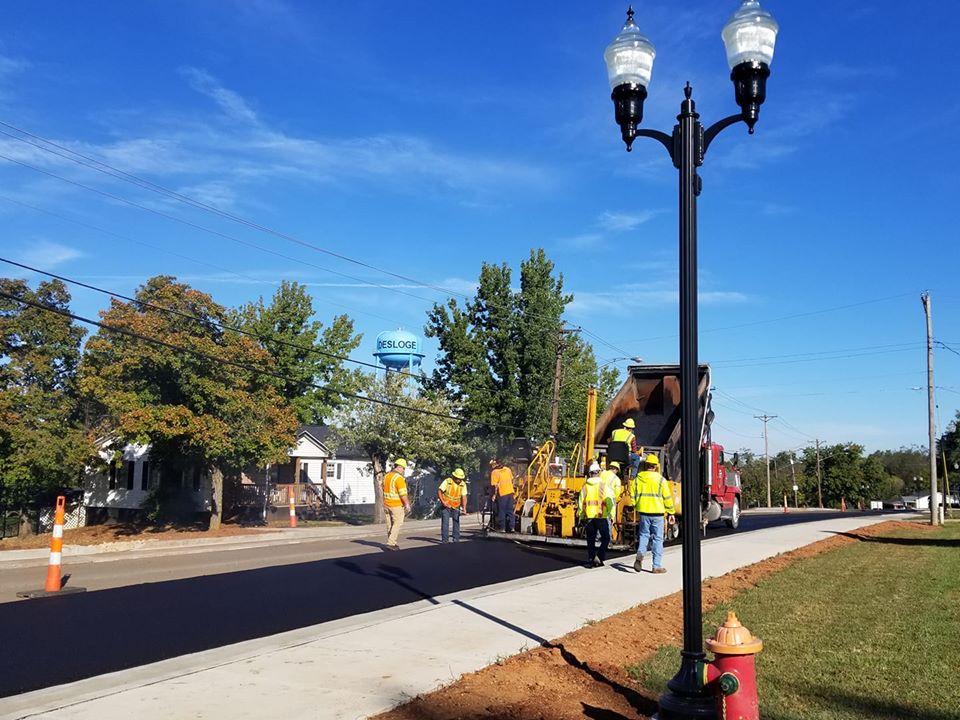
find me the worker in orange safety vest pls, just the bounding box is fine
[438,468,468,543]
[490,459,516,533]
[383,458,411,550]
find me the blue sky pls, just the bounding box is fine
[1,1,958,455]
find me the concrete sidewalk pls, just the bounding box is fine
[0,514,901,720]
[0,518,449,567]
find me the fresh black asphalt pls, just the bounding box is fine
[0,510,881,697]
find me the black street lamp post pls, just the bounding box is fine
[604,3,779,719]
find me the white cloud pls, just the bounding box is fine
[180,67,260,125]
[15,240,84,268]
[598,210,661,232]
[560,233,604,250]
[567,285,748,316]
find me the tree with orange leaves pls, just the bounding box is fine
[80,276,298,529]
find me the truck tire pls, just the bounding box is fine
[724,498,741,530]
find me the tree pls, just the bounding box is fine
[234,281,364,425]
[425,248,615,459]
[869,446,929,495]
[0,278,92,534]
[80,276,298,529]
[331,373,466,524]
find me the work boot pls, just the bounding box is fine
[652,567,667,574]
[592,557,603,568]
[634,555,643,573]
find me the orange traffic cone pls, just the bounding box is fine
[289,487,297,528]
[44,496,66,591]
[17,495,86,598]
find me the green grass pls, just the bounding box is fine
[628,523,960,720]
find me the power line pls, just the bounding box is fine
[0,256,424,381]
[0,289,539,436]
[0,122,629,350]
[0,192,405,328]
[711,341,922,365]
[614,292,915,344]
[0,151,450,307]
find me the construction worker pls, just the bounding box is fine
[438,468,469,543]
[610,418,641,479]
[383,458,411,550]
[490,458,516,533]
[579,462,613,567]
[632,454,675,573]
[599,461,623,533]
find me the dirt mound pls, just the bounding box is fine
[376,520,917,720]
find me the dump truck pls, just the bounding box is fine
[487,363,741,549]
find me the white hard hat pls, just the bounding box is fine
[588,462,601,474]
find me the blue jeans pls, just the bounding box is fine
[628,452,641,477]
[498,494,515,532]
[637,514,665,568]
[441,506,461,542]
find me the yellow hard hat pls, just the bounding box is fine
[394,458,408,468]
[623,418,636,429]
[609,461,621,469]
[452,468,466,479]
[644,454,659,466]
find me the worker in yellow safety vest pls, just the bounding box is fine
[438,468,469,543]
[631,454,675,573]
[383,458,411,550]
[579,462,614,567]
[599,461,624,532]
[610,418,641,478]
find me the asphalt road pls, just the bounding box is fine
[0,510,885,698]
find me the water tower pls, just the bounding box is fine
[373,330,424,376]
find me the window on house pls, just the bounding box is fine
[126,461,135,490]
[108,463,118,490]
[141,461,150,491]
[326,463,335,479]
[300,462,309,483]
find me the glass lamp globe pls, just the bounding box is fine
[604,7,656,90]
[722,0,779,69]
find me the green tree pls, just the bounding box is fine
[234,281,363,424]
[80,276,298,529]
[0,278,92,533]
[425,248,615,459]
[869,446,929,495]
[330,373,466,523]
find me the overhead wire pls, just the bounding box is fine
[0,121,630,351]
[0,193,405,328]
[0,289,540,436]
[0,256,424,381]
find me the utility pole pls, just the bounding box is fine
[550,328,580,439]
[815,439,824,508]
[756,414,777,508]
[921,292,940,526]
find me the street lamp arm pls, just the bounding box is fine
[703,113,746,156]
[633,128,674,160]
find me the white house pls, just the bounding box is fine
[278,425,374,506]
[84,442,212,523]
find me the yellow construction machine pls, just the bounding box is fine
[486,363,738,549]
